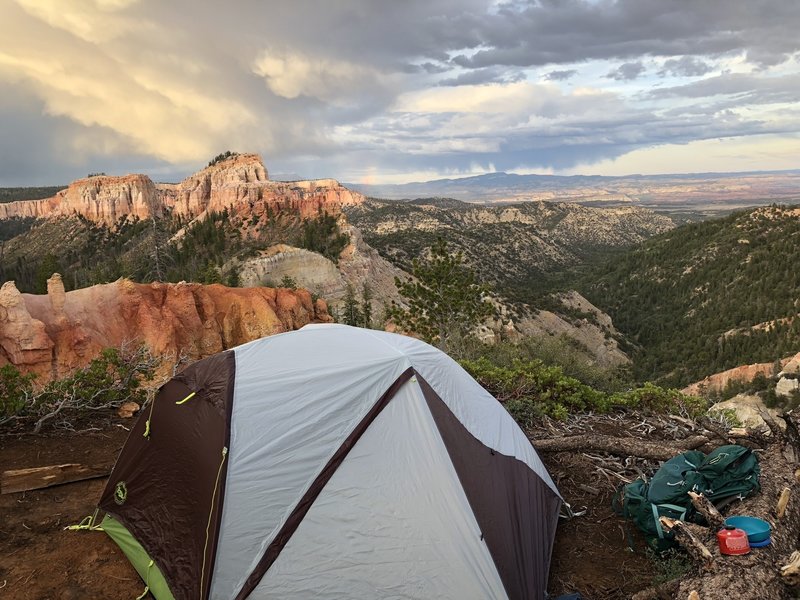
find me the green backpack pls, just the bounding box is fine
[696,444,761,502]
[613,445,760,550]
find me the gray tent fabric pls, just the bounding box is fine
[100,324,561,600]
[253,378,508,599]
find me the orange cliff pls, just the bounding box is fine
[0,274,331,382]
[0,154,364,226]
[681,355,799,397]
[0,174,161,225]
[160,153,364,221]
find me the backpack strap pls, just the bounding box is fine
[651,503,688,539]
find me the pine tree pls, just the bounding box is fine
[388,238,494,354]
[342,283,362,326]
[361,282,373,328]
[35,254,60,294]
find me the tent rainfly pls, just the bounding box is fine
[92,324,562,600]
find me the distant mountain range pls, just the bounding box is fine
[348,170,800,215]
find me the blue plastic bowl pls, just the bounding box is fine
[724,516,771,544]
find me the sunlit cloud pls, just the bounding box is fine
[0,0,798,184]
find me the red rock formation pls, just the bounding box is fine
[0,175,161,226]
[682,357,796,397]
[0,275,331,382]
[162,154,363,221]
[0,154,364,226]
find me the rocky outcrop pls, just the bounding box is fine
[709,394,785,434]
[0,277,331,382]
[776,376,800,397]
[236,220,405,317]
[0,282,54,369]
[682,356,798,397]
[0,175,161,226]
[0,154,364,227]
[239,245,345,299]
[517,291,629,368]
[162,154,363,221]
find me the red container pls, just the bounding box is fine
[717,525,751,555]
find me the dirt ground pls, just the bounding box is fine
[0,426,142,600]
[544,450,655,599]
[0,415,659,600]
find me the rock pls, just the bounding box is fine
[117,401,140,418]
[0,154,364,227]
[684,351,800,397]
[0,174,161,226]
[776,376,800,398]
[47,273,66,314]
[779,351,800,376]
[0,281,54,369]
[517,291,629,368]
[683,361,779,397]
[163,153,363,222]
[709,394,786,434]
[0,279,331,382]
[236,221,405,318]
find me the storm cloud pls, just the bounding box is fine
[0,0,798,184]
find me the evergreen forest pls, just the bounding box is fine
[580,205,800,386]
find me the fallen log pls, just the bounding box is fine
[531,433,711,461]
[777,487,791,519]
[688,491,725,530]
[1,463,112,494]
[659,517,714,570]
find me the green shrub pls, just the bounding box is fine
[459,337,633,393]
[207,151,240,167]
[280,275,298,289]
[0,365,36,422]
[31,347,155,432]
[648,548,693,586]
[461,357,707,425]
[609,382,707,417]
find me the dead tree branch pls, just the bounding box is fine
[531,433,711,461]
[659,517,714,570]
[688,491,725,529]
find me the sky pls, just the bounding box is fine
[1,0,799,185]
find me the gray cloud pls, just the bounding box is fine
[545,69,578,81]
[451,0,800,69]
[606,61,646,80]
[439,67,525,86]
[658,56,714,77]
[649,73,800,103]
[0,0,799,185]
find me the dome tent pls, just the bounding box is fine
[94,324,562,599]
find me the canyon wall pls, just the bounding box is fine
[0,275,331,382]
[0,154,364,226]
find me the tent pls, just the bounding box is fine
[94,324,562,600]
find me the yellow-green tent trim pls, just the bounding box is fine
[102,514,175,600]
